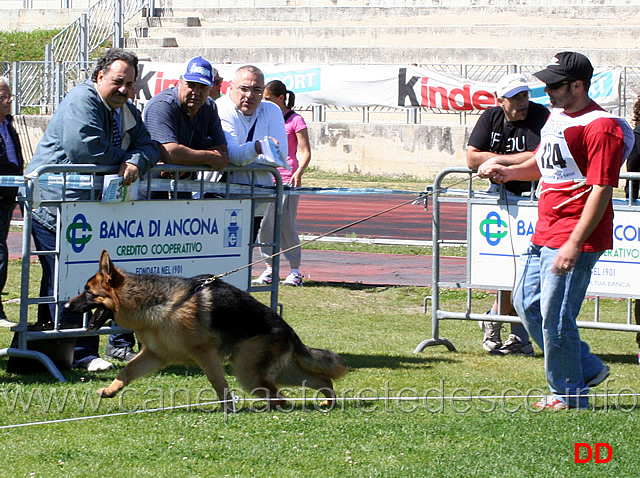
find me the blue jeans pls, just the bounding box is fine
[31,220,134,366]
[513,243,605,408]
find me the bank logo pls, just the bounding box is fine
[224,209,242,248]
[480,211,508,246]
[66,213,93,253]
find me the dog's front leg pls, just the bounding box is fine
[97,348,164,398]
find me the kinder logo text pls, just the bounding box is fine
[574,443,612,464]
[398,68,496,111]
[153,71,179,96]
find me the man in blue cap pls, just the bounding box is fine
[144,56,228,198]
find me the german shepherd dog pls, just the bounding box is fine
[65,250,346,411]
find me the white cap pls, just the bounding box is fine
[497,73,531,98]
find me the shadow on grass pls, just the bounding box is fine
[0,360,125,384]
[302,281,390,291]
[598,353,638,365]
[339,352,458,370]
[1,352,462,386]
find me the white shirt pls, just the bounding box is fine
[215,95,288,187]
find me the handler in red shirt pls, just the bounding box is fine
[479,52,634,409]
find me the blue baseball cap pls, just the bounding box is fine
[182,56,214,87]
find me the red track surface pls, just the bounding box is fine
[297,194,467,242]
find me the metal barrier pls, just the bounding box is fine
[0,163,283,381]
[415,167,640,354]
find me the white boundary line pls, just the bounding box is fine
[2,392,640,430]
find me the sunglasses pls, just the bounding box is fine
[213,78,223,86]
[546,79,574,90]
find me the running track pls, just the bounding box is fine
[296,193,467,243]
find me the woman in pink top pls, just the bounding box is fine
[253,80,311,286]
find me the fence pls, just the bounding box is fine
[414,168,640,355]
[4,59,640,122]
[0,163,284,381]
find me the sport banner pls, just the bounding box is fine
[59,199,252,301]
[469,199,639,297]
[136,62,622,111]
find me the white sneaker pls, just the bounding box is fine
[0,318,17,328]
[83,357,114,372]
[252,269,273,285]
[479,319,502,351]
[282,272,303,287]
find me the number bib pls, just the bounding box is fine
[535,109,632,184]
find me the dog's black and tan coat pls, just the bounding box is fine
[65,250,346,411]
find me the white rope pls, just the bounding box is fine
[2,391,639,430]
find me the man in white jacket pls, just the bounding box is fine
[216,65,288,241]
[216,65,287,191]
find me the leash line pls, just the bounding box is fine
[209,173,482,282]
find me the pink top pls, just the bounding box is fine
[278,110,307,184]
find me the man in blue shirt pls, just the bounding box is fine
[143,56,228,198]
[26,48,159,371]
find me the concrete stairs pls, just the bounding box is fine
[125,6,640,66]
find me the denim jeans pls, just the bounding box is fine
[513,243,605,408]
[31,220,134,366]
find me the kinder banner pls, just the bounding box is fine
[59,199,252,301]
[469,199,640,297]
[136,62,622,111]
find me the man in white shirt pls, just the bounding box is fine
[216,65,287,190]
[215,65,287,238]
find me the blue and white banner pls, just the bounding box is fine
[469,199,639,297]
[137,62,623,111]
[59,199,252,301]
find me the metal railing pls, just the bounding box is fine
[0,162,283,381]
[37,0,156,111]
[414,168,640,355]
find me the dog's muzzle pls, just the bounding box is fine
[86,305,114,331]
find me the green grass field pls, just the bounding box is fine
[0,258,639,477]
[1,27,637,475]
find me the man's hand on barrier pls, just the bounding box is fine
[477,157,500,179]
[120,162,140,186]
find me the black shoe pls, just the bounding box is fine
[105,343,138,362]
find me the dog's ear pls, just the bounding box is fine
[99,250,113,277]
[99,250,124,288]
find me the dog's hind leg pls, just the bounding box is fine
[192,348,233,412]
[97,348,164,398]
[234,372,287,411]
[230,339,289,411]
[302,376,337,401]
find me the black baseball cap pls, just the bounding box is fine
[533,52,594,85]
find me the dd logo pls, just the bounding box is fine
[574,443,612,463]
